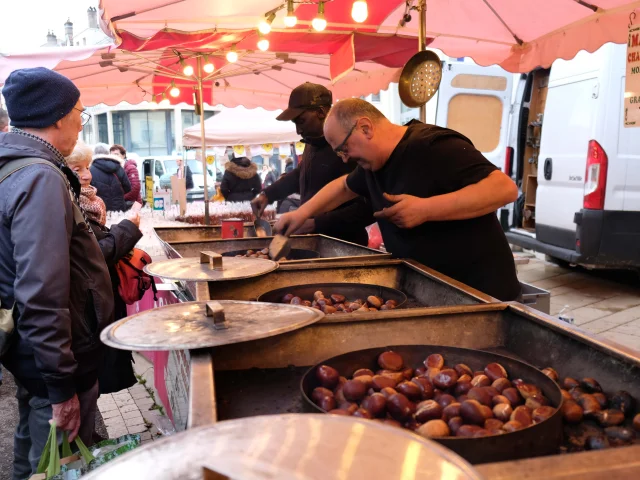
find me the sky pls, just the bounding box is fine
[0,0,98,51]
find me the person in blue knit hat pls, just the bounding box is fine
[0,67,114,479]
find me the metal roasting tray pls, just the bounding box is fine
[221,248,320,261]
[157,233,392,264]
[154,222,276,244]
[300,344,563,465]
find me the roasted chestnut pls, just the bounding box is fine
[433,369,459,390]
[376,418,402,428]
[330,294,346,304]
[605,426,636,446]
[467,387,493,407]
[361,393,387,418]
[417,420,450,438]
[372,375,399,391]
[379,370,405,384]
[396,381,422,401]
[313,290,324,300]
[282,293,294,303]
[482,386,500,398]
[380,387,398,399]
[352,375,374,389]
[609,391,635,416]
[493,404,513,422]
[454,380,473,397]
[426,368,441,384]
[593,409,625,427]
[460,399,486,426]
[471,375,491,388]
[385,300,398,308]
[290,296,302,305]
[580,377,603,393]
[532,406,556,424]
[415,400,443,423]
[592,392,608,410]
[378,351,404,372]
[484,418,504,431]
[570,387,587,402]
[585,435,609,450]
[316,365,340,389]
[436,394,457,408]
[516,383,541,400]
[411,377,434,400]
[366,296,383,309]
[353,368,375,378]
[353,408,372,419]
[492,395,511,407]
[456,425,484,437]
[442,403,462,422]
[502,421,524,433]
[525,395,550,410]
[343,380,367,402]
[560,389,573,402]
[424,354,445,370]
[502,388,523,406]
[484,363,508,382]
[561,400,584,424]
[386,393,416,421]
[511,378,525,388]
[480,405,494,420]
[457,374,472,384]
[448,416,464,435]
[492,378,512,393]
[563,377,581,390]
[472,429,491,438]
[415,366,427,377]
[312,387,334,404]
[449,365,471,379]
[579,394,602,416]
[541,367,559,383]
[318,396,337,411]
[510,406,533,427]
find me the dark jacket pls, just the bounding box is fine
[180,165,194,190]
[91,154,131,212]
[90,218,143,394]
[264,137,373,246]
[0,132,114,403]
[221,157,262,202]
[123,159,142,204]
[262,170,277,189]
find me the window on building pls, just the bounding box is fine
[154,161,164,177]
[371,93,381,102]
[181,110,216,130]
[82,121,93,144]
[97,113,108,144]
[83,38,86,46]
[110,110,174,156]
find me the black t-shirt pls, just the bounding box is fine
[346,123,521,301]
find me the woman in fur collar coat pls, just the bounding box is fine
[220,156,262,202]
[90,143,131,212]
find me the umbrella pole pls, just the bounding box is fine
[197,56,210,225]
[418,0,427,123]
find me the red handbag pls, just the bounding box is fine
[115,248,157,305]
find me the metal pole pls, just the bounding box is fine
[418,0,427,123]
[197,56,210,225]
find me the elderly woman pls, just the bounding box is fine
[67,141,143,395]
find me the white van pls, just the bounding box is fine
[506,43,640,269]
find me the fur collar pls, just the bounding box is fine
[225,160,258,179]
[92,153,124,167]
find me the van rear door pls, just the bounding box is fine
[435,61,514,169]
[535,51,601,250]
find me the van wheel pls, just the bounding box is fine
[545,255,570,268]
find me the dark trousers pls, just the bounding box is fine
[12,381,99,480]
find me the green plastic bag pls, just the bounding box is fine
[34,422,94,479]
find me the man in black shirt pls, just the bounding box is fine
[251,83,373,246]
[276,98,521,301]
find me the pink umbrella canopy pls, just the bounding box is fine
[98,0,640,73]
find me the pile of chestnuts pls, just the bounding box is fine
[236,249,272,260]
[281,290,398,315]
[310,351,556,439]
[540,367,640,451]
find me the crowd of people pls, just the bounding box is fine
[0,67,521,479]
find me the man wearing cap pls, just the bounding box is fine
[251,83,373,246]
[0,68,114,478]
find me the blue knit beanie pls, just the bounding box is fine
[2,67,80,129]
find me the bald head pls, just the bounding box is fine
[324,98,404,171]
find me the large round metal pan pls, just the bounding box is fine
[222,248,321,261]
[257,283,407,308]
[301,345,563,465]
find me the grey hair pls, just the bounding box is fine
[93,143,110,155]
[327,98,386,132]
[67,140,94,167]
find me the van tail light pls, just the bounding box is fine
[503,146,514,177]
[583,140,608,210]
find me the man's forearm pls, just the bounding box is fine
[297,175,358,219]
[424,171,518,222]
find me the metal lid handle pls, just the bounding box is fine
[200,251,223,270]
[205,301,228,330]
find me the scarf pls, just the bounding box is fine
[80,185,106,226]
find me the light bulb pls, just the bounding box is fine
[226,50,238,63]
[160,97,170,106]
[257,38,270,51]
[203,62,214,73]
[284,15,297,28]
[183,64,194,76]
[258,21,271,35]
[312,15,327,31]
[351,1,368,23]
[170,86,180,97]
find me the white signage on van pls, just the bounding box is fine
[624,23,640,127]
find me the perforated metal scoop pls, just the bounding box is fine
[399,50,442,108]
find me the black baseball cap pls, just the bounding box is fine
[276,82,333,121]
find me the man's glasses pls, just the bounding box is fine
[74,107,92,127]
[333,122,358,160]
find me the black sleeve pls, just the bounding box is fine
[250,174,262,197]
[186,166,194,190]
[430,137,498,193]
[314,196,374,234]
[118,167,132,193]
[95,220,143,267]
[220,172,232,199]
[263,165,300,202]
[345,166,369,197]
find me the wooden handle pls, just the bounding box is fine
[205,301,228,330]
[200,251,223,270]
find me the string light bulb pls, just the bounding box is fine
[312,2,327,32]
[203,55,214,73]
[257,35,270,52]
[284,0,297,28]
[179,57,194,76]
[226,45,238,63]
[258,12,276,34]
[169,81,180,97]
[351,1,368,23]
[159,93,170,106]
